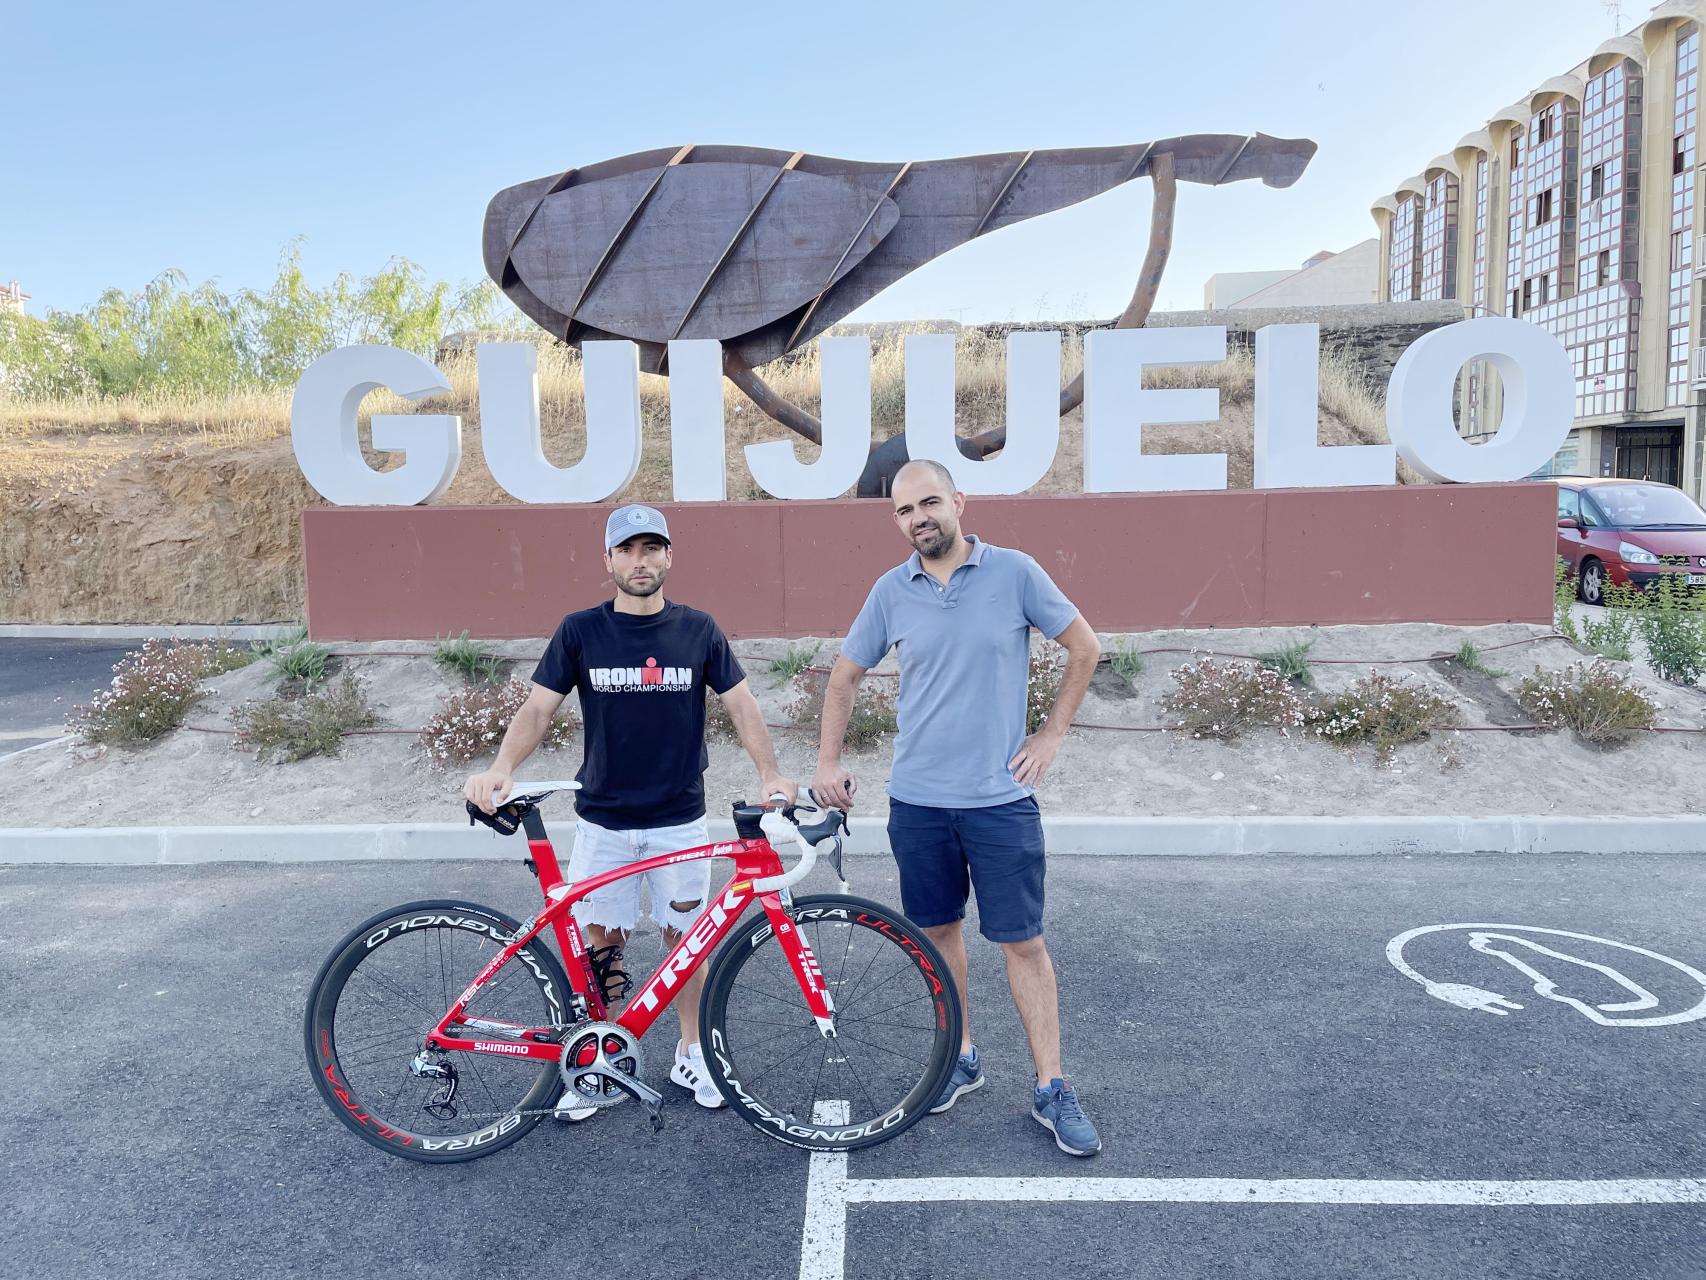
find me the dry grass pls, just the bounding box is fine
[0,326,1391,504]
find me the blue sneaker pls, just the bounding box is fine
[1032,1078,1101,1156]
[929,1047,984,1113]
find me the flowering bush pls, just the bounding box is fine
[1309,673,1459,763]
[420,678,576,766]
[1162,657,1307,740]
[69,638,239,746]
[1027,643,1064,735]
[231,672,376,762]
[1517,662,1658,747]
[706,689,740,743]
[787,668,899,751]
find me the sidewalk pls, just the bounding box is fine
[3,814,1701,864]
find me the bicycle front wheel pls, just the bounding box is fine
[304,898,572,1164]
[701,894,960,1152]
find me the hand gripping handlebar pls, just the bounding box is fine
[751,791,849,893]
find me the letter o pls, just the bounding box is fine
[1385,317,1575,483]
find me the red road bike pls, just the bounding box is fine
[305,784,961,1162]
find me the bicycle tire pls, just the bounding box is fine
[700,894,960,1152]
[304,898,573,1164]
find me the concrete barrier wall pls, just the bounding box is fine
[302,482,1556,640]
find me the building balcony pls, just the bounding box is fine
[1692,345,1706,386]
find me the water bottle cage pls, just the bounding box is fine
[588,943,633,1005]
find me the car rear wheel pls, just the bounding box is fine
[1579,558,1605,606]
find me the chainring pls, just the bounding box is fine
[558,1021,645,1109]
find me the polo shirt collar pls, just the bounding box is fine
[906,535,986,579]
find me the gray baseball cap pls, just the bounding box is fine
[604,503,671,551]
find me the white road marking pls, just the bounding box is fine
[798,1110,1706,1280]
[798,1102,850,1280]
[1387,923,1706,1027]
[843,1176,1706,1206]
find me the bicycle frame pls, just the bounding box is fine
[424,807,834,1064]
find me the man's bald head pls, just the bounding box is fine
[891,458,965,561]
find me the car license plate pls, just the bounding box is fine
[1690,574,1706,586]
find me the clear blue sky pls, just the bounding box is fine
[7,0,1635,325]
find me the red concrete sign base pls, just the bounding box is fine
[301,484,1556,641]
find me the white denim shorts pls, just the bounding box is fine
[566,815,711,935]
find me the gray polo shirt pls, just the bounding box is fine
[841,536,1079,809]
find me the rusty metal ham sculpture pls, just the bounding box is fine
[482,137,1317,493]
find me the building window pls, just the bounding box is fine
[1675,133,1688,175]
[1590,163,1605,201]
[1539,113,1554,143]
[1599,248,1611,285]
[1534,188,1554,224]
[1673,228,1688,269]
[1511,135,1523,168]
[1522,278,1534,310]
[1510,287,1522,315]
[1537,274,1551,306]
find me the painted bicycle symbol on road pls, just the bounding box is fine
[1386,924,1706,1028]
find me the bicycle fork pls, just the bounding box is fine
[764,890,838,1039]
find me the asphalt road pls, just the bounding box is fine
[0,639,135,754]
[3,852,1703,1279]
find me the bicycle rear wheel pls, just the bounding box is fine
[304,898,572,1163]
[700,894,959,1152]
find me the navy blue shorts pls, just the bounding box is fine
[886,796,1046,943]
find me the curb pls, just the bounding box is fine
[1,815,1701,865]
[0,624,297,640]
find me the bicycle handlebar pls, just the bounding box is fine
[751,792,848,893]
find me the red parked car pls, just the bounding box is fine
[1555,477,1706,604]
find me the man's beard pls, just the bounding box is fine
[615,568,666,597]
[910,519,956,559]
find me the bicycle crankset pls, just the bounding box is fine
[558,1022,665,1131]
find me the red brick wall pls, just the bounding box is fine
[302,483,1555,640]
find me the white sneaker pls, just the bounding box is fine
[554,1080,597,1122]
[671,1043,726,1110]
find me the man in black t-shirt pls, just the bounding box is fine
[466,504,798,1119]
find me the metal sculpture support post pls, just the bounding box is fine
[483,137,1312,490]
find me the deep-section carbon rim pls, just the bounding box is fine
[305,899,570,1163]
[700,894,960,1152]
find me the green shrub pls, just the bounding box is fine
[768,643,819,681]
[420,677,576,766]
[1027,643,1064,734]
[1162,656,1307,741]
[1452,640,1504,677]
[1310,672,1460,764]
[69,638,226,746]
[1633,574,1706,685]
[433,630,506,684]
[267,641,332,684]
[250,625,307,659]
[1255,640,1314,687]
[1555,561,1581,643]
[1517,661,1658,747]
[1109,638,1145,683]
[231,672,377,762]
[1580,581,1640,662]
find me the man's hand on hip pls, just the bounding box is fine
[1008,730,1064,788]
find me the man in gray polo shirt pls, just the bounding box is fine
[812,459,1104,1156]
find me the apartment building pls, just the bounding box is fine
[1371,0,1706,500]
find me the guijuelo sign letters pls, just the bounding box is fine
[289,316,1576,506]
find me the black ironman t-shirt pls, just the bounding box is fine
[530,601,746,830]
